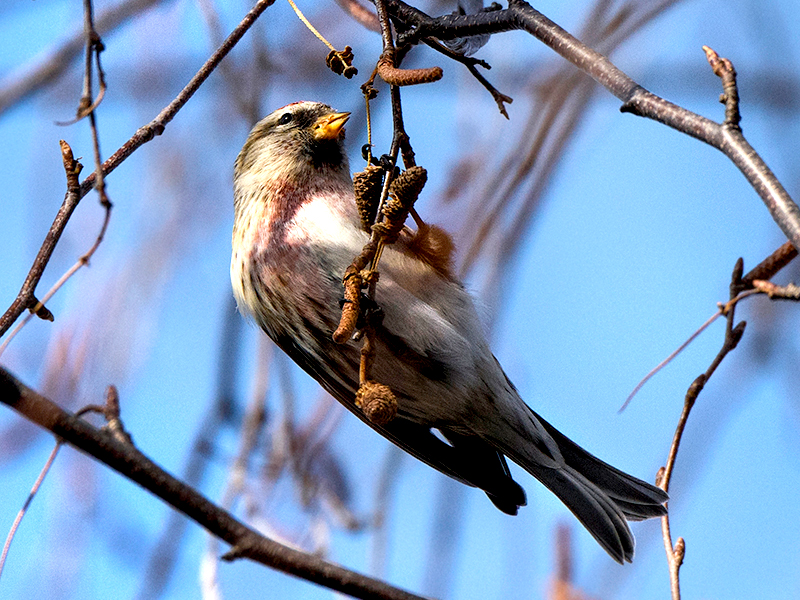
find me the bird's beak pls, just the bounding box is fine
[313,112,351,140]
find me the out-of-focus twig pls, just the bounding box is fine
[548,523,596,600]
[334,0,380,31]
[446,1,682,325]
[368,445,403,578]
[195,0,267,125]
[137,302,242,600]
[0,442,62,582]
[0,0,169,116]
[421,477,465,598]
[201,330,268,600]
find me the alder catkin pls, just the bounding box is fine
[355,381,398,425]
[353,165,384,232]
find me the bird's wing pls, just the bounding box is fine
[271,329,527,514]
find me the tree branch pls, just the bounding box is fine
[384,0,800,252]
[0,366,428,600]
[0,0,276,338]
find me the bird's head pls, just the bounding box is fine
[235,101,352,191]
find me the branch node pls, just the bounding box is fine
[30,299,54,322]
[102,385,134,446]
[655,466,666,488]
[220,544,250,562]
[685,374,706,409]
[59,140,83,190]
[729,320,746,346]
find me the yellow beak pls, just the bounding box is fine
[313,111,351,140]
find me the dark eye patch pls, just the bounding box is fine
[278,112,293,125]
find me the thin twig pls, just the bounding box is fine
[79,0,112,208]
[618,286,768,413]
[623,240,797,415]
[0,140,81,335]
[0,141,112,359]
[652,241,796,598]
[415,34,512,115]
[656,257,748,600]
[0,0,277,339]
[465,62,512,118]
[618,310,722,413]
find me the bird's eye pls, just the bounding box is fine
[278,112,293,125]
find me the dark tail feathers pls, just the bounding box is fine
[537,413,668,521]
[514,410,667,563]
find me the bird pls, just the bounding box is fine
[230,100,668,563]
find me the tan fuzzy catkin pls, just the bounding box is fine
[355,381,398,425]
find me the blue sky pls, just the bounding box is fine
[2,0,800,598]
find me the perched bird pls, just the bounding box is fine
[231,101,667,563]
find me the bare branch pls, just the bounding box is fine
[384,0,800,252]
[0,367,428,600]
[0,0,277,339]
[0,141,83,341]
[653,245,800,599]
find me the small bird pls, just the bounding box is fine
[231,101,667,563]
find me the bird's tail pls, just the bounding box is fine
[492,407,668,563]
